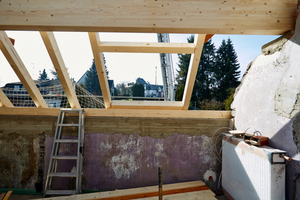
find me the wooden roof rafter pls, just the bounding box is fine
[40,31,81,109]
[0,88,14,107]
[0,31,48,108]
[88,32,112,109]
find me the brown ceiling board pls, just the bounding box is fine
[88,32,112,109]
[0,88,14,107]
[0,31,48,108]
[40,31,81,109]
[182,34,206,110]
[0,0,297,34]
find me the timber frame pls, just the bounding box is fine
[0,0,298,118]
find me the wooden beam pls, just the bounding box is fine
[0,107,232,119]
[0,89,14,107]
[0,0,297,35]
[89,32,112,109]
[182,34,206,110]
[111,100,183,110]
[3,191,12,200]
[135,190,216,200]
[98,42,195,54]
[33,181,208,200]
[0,31,48,108]
[40,31,81,109]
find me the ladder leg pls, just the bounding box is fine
[44,110,63,197]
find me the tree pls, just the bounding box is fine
[175,35,216,104]
[85,57,109,95]
[38,69,49,80]
[214,38,240,101]
[194,39,216,101]
[51,69,59,80]
[175,35,193,101]
[131,83,144,97]
[116,82,131,96]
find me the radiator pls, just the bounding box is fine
[222,136,287,200]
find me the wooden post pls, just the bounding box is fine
[159,166,162,200]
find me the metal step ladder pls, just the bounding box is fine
[44,108,85,197]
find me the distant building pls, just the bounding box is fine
[77,71,115,96]
[136,77,164,98]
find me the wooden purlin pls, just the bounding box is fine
[0,31,48,108]
[0,0,297,34]
[111,100,183,110]
[0,107,232,119]
[0,88,14,107]
[98,42,195,54]
[40,31,81,109]
[182,34,206,110]
[88,32,112,109]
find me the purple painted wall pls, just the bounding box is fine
[45,133,220,191]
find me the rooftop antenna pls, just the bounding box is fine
[155,66,157,85]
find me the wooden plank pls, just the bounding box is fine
[0,31,48,108]
[3,191,12,200]
[34,181,207,200]
[0,88,14,107]
[98,42,195,54]
[40,31,81,109]
[88,186,211,200]
[182,34,206,110]
[89,32,112,109]
[135,190,217,200]
[111,100,183,110]
[0,193,6,200]
[0,0,297,34]
[0,107,232,119]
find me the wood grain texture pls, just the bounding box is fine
[0,0,297,34]
[89,32,112,109]
[0,88,14,107]
[33,181,210,200]
[0,107,232,119]
[182,34,206,110]
[0,31,48,108]
[40,31,81,109]
[98,42,195,54]
[111,100,183,110]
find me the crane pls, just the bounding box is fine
[157,33,175,101]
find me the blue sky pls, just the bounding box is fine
[0,31,279,87]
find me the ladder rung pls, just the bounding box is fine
[49,172,77,177]
[61,109,83,113]
[58,124,79,127]
[52,156,78,160]
[56,139,79,143]
[45,190,77,195]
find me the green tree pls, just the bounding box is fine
[116,82,131,96]
[38,69,49,80]
[131,83,144,97]
[175,35,194,101]
[85,58,109,95]
[175,35,216,104]
[195,39,216,102]
[51,69,59,80]
[214,39,241,101]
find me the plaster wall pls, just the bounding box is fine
[232,11,300,200]
[0,115,230,193]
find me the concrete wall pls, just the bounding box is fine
[0,115,230,193]
[231,11,300,200]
